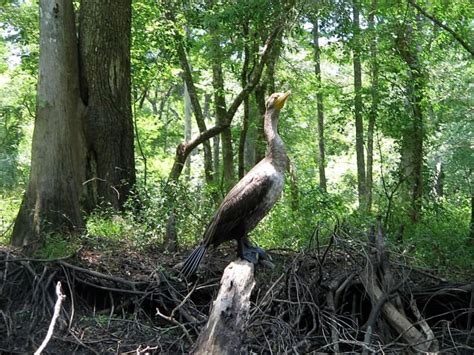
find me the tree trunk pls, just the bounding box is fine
[433,157,444,198]
[367,0,378,212]
[212,111,220,182]
[79,0,135,211]
[352,0,367,210]
[396,18,425,223]
[11,0,85,253]
[470,194,474,245]
[312,16,327,192]
[184,82,192,180]
[193,260,255,354]
[254,84,267,163]
[253,31,282,165]
[238,22,251,179]
[244,98,257,169]
[174,37,214,184]
[211,32,234,189]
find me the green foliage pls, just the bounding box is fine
[0,191,21,244]
[86,210,132,241]
[34,233,81,259]
[131,180,217,248]
[253,183,351,250]
[403,201,473,278]
[0,0,39,75]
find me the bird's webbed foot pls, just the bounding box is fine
[239,241,274,269]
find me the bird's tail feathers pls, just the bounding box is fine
[181,245,207,278]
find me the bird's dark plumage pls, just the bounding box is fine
[181,91,290,277]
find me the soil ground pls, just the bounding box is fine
[0,232,473,354]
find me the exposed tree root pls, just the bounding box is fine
[0,226,473,353]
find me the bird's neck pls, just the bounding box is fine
[264,110,287,171]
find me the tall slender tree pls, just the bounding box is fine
[366,0,378,211]
[174,38,214,183]
[352,0,367,209]
[184,82,192,180]
[238,21,251,179]
[396,14,425,222]
[210,27,234,188]
[312,16,327,192]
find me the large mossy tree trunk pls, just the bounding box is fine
[12,0,135,253]
[11,0,86,253]
[79,0,135,211]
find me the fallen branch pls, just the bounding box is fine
[410,299,439,352]
[34,281,66,355]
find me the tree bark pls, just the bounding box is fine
[211,31,234,189]
[193,260,255,354]
[11,0,85,253]
[396,18,425,223]
[254,31,282,164]
[238,22,251,179]
[184,82,192,180]
[433,157,444,197]
[79,0,135,210]
[352,0,367,210]
[244,98,257,170]
[312,16,327,192]
[254,83,267,163]
[470,194,474,245]
[367,0,378,212]
[175,38,214,184]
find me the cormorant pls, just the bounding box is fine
[181,91,291,277]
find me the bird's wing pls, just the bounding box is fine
[203,171,275,246]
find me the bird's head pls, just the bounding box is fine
[266,91,291,111]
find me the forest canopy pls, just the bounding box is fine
[1,0,471,269]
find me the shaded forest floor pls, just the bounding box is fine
[0,228,473,354]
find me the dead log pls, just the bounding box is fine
[192,260,255,355]
[361,267,428,352]
[361,222,435,353]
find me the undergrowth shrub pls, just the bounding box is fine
[0,191,22,245]
[402,200,472,277]
[253,182,352,250]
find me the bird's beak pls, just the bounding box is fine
[275,91,291,110]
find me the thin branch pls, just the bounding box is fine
[156,307,193,344]
[34,282,66,355]
[407,0,474,57]
[168,23,284,181]
[133,100,148,192]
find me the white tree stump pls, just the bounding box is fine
[192,260,255,355]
